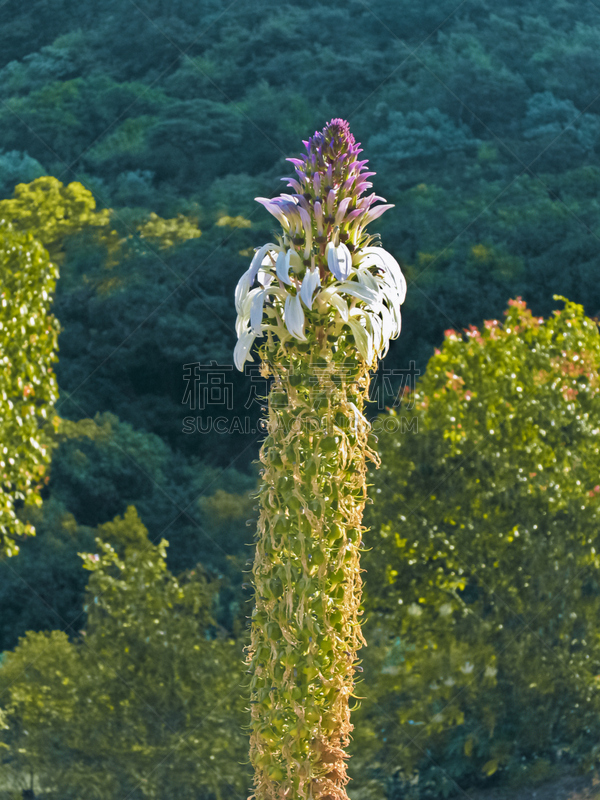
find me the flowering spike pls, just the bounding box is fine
[235,120,406,800]
[235,120,402,370]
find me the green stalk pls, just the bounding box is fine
[247,338,378,798]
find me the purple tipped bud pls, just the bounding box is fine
[354,181,373,194]
[362,203,395,224]
[297,205,312,233]
[314,201,324,236]
[335,197,353,226]
[326,189,336,216]
[345,208,365,222]
[282,177,303,194]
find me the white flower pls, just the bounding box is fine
[235,242,277,313]
[234,329,256,371]
[275,250,291,285]
[346,315,373,363]
[233,234,406,371]
[284,294,307,340]
[328,292,349,321]
[327,242,352,281]
[256,268,273,288]
[338,280,380,307]
[236,288,260,337]
[300,269,321,310]
[357,247,407,304]
[250,289,268,335]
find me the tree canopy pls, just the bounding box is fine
[353,298,600,795]
[0,507,249,798]
[0,220,59,556]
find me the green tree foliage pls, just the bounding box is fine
[351,298,600,796]
[0,500,94,654]
[0,221,59,556]
[0,412,257,652]
[0,150,45,197]
[0,176,111,263]
[0,507,250,799]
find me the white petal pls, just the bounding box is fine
[357,268,379,292]
[238,287,264,333]
[249,242,277,284]
[380,304,395,343]
[359,247,406,304]
[234,330,256,371]
[250,289,267,334]
[370,312,383,356]
[235,270,252,314]
[300,269,321,310]
[346,317,372,363]
[284,294,307,341]
[236,313,248,338]
[338,281,380,307]
[328,291,349,321]
[276,250,292,285]
[327,242,352,281]
[257,268,273,288]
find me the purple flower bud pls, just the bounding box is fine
[363,203,395,225]
[326,189,336,217]
[335,197,353,226]
[297,205,312,234]
[314,201,324,236]
[282,177,303,194]
[345,208,365,222]
[255,197,288,229]
[294,195,311,214]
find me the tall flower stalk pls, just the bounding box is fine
[235,119,405,800]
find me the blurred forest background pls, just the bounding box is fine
[2,0,600,797]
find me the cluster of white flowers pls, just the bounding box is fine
[234,119,407,371]
[234,233,406,371]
